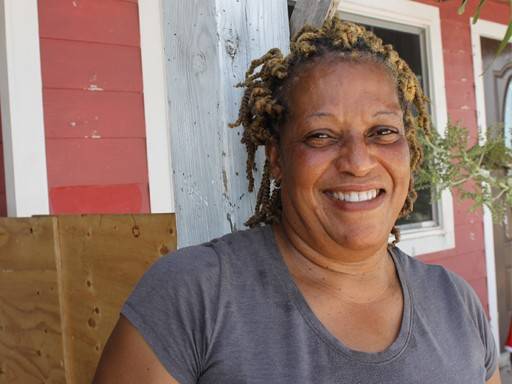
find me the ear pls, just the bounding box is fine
[266,138,282,181]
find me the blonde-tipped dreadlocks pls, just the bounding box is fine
[230,17,431,244]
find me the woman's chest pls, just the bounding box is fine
[198,300,487,384]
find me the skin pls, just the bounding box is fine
[93,58,502,384]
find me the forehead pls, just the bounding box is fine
[284,58,401,117]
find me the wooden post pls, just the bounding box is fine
[290,0,341,38]
[163,0,290,246]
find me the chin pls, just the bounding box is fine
[326,224,390,251]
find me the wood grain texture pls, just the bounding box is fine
[0,271,65,384]
[0,217,56,271]
[290,0,340,38]
[163,0,289,246]
[55,214,176,384]
[0,217,65,384]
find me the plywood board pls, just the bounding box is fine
[55,214,176,384]
[0,217,56,271]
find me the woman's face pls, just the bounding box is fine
[269,58,411,253]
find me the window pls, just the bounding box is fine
[288,0,455,255]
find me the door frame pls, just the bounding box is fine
[470,18,508,354]
[0,0,49,217]
[138,0,175,213]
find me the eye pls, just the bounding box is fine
[368,126,401,143]
[304,131,338,148]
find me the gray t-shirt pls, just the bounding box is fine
[122,225,497,383]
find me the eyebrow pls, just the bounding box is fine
[305,112,332,119]
[304,110,402,120]
[372,110,402,118]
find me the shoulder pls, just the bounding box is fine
[136,226,269,290]
[392,246,479,301]
[392,246,488,328]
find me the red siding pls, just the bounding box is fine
[0,129,6,217]
[38,0,149,214]
[50,183,149,214]
[415,0,510,312]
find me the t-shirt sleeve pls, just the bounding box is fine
[121,244,220,384]
[450,273,498,381]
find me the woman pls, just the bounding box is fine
[94,18,500,383]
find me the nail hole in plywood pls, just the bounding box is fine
[86,279,92,288]
[94,306,100,315]
[132,225,141,238]
[87,318,96,328]
[159,245,169,255]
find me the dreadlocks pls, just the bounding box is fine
[229,17,431,243]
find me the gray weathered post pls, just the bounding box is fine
[290,0,341,38]
[163,0,290,247]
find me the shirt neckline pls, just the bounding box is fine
[259,224,414,364]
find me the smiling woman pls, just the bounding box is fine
[268,58,410,255]
[93,18,501,384]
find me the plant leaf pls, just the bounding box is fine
[457,0,469,15]
[496,21,512,57]
[472,0,487,24]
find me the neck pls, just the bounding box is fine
[273,220,397,304]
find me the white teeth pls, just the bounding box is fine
[330,189,380,203]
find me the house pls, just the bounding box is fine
[0,0,510,365]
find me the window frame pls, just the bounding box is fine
[335,0,455,256]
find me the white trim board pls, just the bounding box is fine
[339,0,455,256]
[0,0,49,217]
[138,0,175,213]
[470,17,507,356]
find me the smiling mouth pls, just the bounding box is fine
[325,189,385,203]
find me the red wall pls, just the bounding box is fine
[415,0,510,312]
[38,0,150,214]
[0,112,6,216]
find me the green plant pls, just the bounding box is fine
[415,121,512,219]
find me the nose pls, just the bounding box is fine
[335,135,376,177]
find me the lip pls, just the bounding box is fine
[324,184,385,193]
[323,189,386,211]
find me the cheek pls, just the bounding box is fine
[281,145,336,188]
[388,140,411,188]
